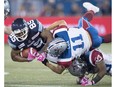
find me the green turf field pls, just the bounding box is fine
[5,43,112,87]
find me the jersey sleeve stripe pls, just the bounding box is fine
[58,57,72,62]
[53,25,68,33]
[82,17,90,30]
[53,26,68,38]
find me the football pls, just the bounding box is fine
[20,48,30,58]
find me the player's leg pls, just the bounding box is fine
[77,18,103,49]
[83,11,94,22]
[83,2,99,22]
[77,17,103,49]
[77,2,100,28]
[77,2,102,49]
[83,3,111,43]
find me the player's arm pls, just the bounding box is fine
[46,20,67,31]
[4,26,12,35]
[46,62,66,74]
[40,58,65,74]
[11,49,31,62]
[91,60,107,84]
[81,50,107,86]
[39,29,53,53]
[80,59,107,86]
[41,58,67,74]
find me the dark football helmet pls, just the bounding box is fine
[68,58,87,77]
[11,18,28,42]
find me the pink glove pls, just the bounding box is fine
[80,77,95,86]
[27,48,37,61]
[36,52,47,62]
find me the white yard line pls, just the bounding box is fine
[4,72,9,75]
[5,84,61,87]
[8,68,51,71]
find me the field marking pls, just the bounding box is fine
[4,72,9,75]
[9,68,51,71]
[5,84,61,87]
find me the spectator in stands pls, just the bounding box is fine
[100,0,111,15]
[18,4,26,17]
[20,0,38,17]
[54,3,65,16]
[70,3,82,16]
[9,0,112,17]
[40,3,55,16]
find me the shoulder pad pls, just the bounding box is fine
[27,19,44,32]
[53,25,68,38]
[89,49,103,66]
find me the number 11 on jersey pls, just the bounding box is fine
[71,34,84,51]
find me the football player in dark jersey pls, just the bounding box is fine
[8,18,53,62]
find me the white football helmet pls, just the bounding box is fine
[4,0,10,19]
[47,38,68,57]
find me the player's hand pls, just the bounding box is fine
[80,77,95,86]
[27,48,37,61]
[36,52,49,66]
[36,52,47,62]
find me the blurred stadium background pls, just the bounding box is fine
[8,0,111,17]
[5,0,112,87]
[4,0,112,43]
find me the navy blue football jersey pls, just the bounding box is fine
[8,19,45,51]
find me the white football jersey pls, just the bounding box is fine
[48,26,92,65]
[66,27,91,58]
[103,53,112,75]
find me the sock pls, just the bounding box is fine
[83,10,94,22]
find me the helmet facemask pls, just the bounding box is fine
[68,58,87,77]
[13,27,28,42]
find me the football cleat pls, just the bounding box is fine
[83,2,100,13]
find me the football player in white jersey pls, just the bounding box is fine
[34,2,111,86]
[68,49,112,86]
[42,2,102,65]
